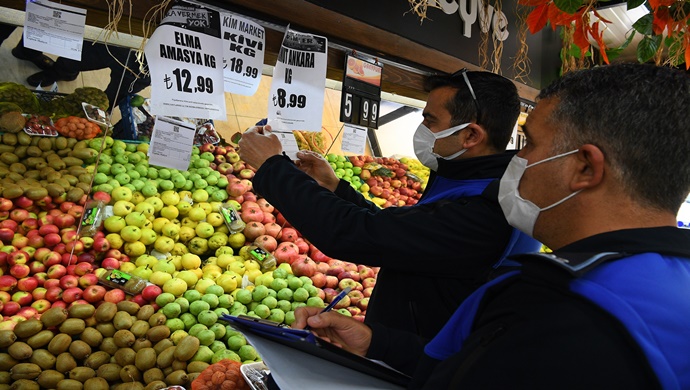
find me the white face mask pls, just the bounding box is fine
[413,122,471,171]
[498,149,580,237]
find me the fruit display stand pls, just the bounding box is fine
[0,82,432,389]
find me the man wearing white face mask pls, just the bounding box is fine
[292,63,690,389]
[240,70,541,340]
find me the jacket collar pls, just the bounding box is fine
[430,150,517,182]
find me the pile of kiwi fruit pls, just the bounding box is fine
[0,301,209,390]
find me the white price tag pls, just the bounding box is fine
[271,130,300,160]
[340,124,368,155]
[144,5,226,120]
[23,0,87,61]
[148,117,196,171]
[221,13,265,96]
[267,26,327,132]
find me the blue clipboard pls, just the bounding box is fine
[220,314,411,387]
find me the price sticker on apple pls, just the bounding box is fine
[145,3,227,119]
[340,53,382,129]
[220,12,265,95]
[267,26,328,133]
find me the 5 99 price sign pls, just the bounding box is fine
[340,54,382,129]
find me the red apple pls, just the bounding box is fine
[104,289,126,303]
[334,294,351,309]
[357,297,369,310]
[47,264,67,279]
[338,271,360,282]
[60,275,79,289]
[0,275,17,292]
[29,261,46,274]
[141,284,162,302]
[92,191,111,204]
[62,287,83,303]
[51,301,67,310]
[0,228,14,244]
[45,287,62,302]
[32,287,47,301]
[42,251,62,267]
[362,277,377,289]
[17,306,38,319]
[78,273,98,288]
[43,233,62,248]
[10,209,30,222]
[310,272,327,288]
[357,265,375,280]
[105,249,123,260]
[59,202,75,213]
[1,301,20,316]
[43,279,60,290]
[67,205,84,220]
[74,262,93,276]
[347,289,364,305]
[66,264,77,276]
[325,275,339,289]
[31,299,51,314]
[100,257,120,270]
[10,264,30,279]
[0,291,10,304]
[33,272,47,287]
[92,236,110,253]
[8,250,29,266]
[0,198,12,212]
[16,276,38,292]
[338,278,358,291]
[12,291,33,306]
[82,285,106,303]
[130,294,148,307]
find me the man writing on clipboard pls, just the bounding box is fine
[239,70,540,341]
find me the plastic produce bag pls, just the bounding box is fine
[191,359,250,390]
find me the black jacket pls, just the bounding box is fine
[252,152,516,338]
[367,227,690,389]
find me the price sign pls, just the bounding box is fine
[340,54,382,129]
[267,26,328,133]
[148,117,196,171]
[23,0,87,61]
[220,12,265,95]
[341,124,368,155]
[145,3,226,120]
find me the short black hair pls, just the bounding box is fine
[539,63,690,213]
[424,71,520,151]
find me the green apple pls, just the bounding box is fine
[287,276,303,291]
[190,300,211,317]
[156,292,176,307]
[293,287,309,302]
[197,309,218,327]
[285,311,296,326]
[189,323,208,337]
[159,180,174,191]
[253,304,270,319]
[103,216,127,233]
[291,301,307,311]
[120,226,142,243]
[154,236,175,254]
[268,309,285,323]
[112,200,135,216]
[161,222,181,238]
[184,289,202,303]
[214,307,230,319]
[201,293,219,309]
[111,163,127,176]
[276,288,293,301]
[180,312,197,330]
[158,168,171,179]
[211,349,240,364]
[196,329,215,346]
[175,297,190,313]
[209,340,227,353]
[141,183,158,197]
[131,265,153,280]
[124,213,147,228]
[209,322,227,340]
[227,335,247,351]
[177,270,198,288]
[307,296,325,308]
[270,278,288,291]
[152,259,176,274]
[261,296,278,309]
[235,289,252,305]
[172,174,187,189]
[252,285,269,302]
[194,278,215,294]
[205,284,225,297]
[191,345,214,363]
[277,299,292,313]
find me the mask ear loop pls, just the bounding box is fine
[526,149,579,169]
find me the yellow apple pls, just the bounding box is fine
[105,233,124,250]
[163,277,188,296]
[177,270,199,288]
[216,254,234,269]
[277,262,293,275]
[176,201,192,216]
[202,266,222,280]
[170,255,183,270]
[192,268,203,279]
[152,217,170,233]
[228,261,246,276]
[179,226,196,243]
[188,207,207,222]
[206,212,224,227]
[120,261,136,273]
[160,190,181,206]
[131,191,146,205]
[181,217,198,229]
[139,228,158,246]
[160,205,180,220]
[245,269,263,283]
[124,241,147,257]
[216,274,238,293]
[145,196,164,213]
[181,253,202,269]
[244,259,261,272]
[150,271,173,286]
[197,202,212,215]
[210,202,223,212]
[194,278,216,294]
[171,243,189,256]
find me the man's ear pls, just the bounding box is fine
[460,124,486,149]
[570,144,605,191]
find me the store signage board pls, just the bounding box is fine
[339,54,382,129]
[340,123,368,155]
[220,12,265,95]
[145,2,227,120]
[23,0,87,61]
[148,116,196,171]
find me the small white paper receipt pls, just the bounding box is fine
[23,0,87,61]
[341,123,368,155]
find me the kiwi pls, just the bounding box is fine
[114,383,145,390]
[120,364,141,382]
[41,307,69,328]
[48,332,73,355]
[17,132,32,146]
[96,363,123,381]
[113,311,134,330]
[146,325,170,343]
[0,371,9,384]
[83,377,109,390]
[0,353,18,371]
[132,337,153,352]
[171,359,187,371]
[37,370,65,388]
[55,136,68,150]
[81,326,103,348]
[8,341,33,360]
[143,381,167,390]
[156,346,176,369]
[13,318,43,338]
[69,340,92,360]
[56,352,78,373]
[114,329,136,348]
[174,335,200,361]
[136,305,155,321]
[45,182,66,197]
[37,137,53,151]
[10,379,39,390]
[94,302,118,322]
[134,347,157,372]
[84,316,98,328]
[68,303,96,319]
[56,379,84,390]
[0,330,16,348]
[26,145,43,157]
[59,318,86,335]
[99,337,119,355]
[117,300,141,315]
[153,339,174,355]
[130,320,150,339]
[114,347,136,367]
[186,361,209,373]
[147,312,167,327]
[26,329,54,349]
[166,369,189,386]
[96,322,116,338]
[142,367,164,384]
[188,372,201,384]
[10,362,41,380]
[69,366,96,382]
[84,350,111,370]
[29,348,56,370]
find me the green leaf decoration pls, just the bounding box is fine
[554,0,583,14]
[636,34,662,62]
[632,14,654,35]
[627,0,645,10]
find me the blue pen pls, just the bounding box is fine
[304,286,351,331]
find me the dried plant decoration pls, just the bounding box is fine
[406,0,442,23]
[491,0,505,73]
[479,0,491,70]
[512,2,531,83]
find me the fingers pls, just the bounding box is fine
[292,306,323,329]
